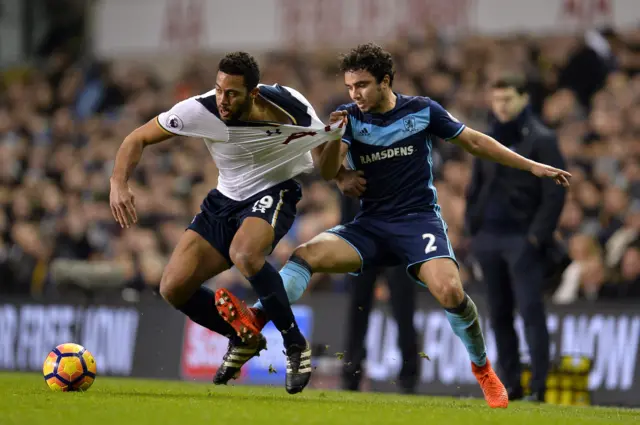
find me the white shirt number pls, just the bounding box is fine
[252,196,274,214]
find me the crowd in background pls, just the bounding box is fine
[1,26,639,303]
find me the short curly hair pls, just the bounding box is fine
[339,43,395,86]
[218,51,260,90]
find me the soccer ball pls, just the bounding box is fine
[43,343,97,391]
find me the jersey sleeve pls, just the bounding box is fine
[427,100,466,141]
[156,96,228,140]
[336,104,354,146]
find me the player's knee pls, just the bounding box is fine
[432,273,465,309]
[290,244,319,272]
[159,268,186,307]
[229,246,265,277]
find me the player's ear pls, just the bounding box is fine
[381,75,391,89]
[250,87,260,99]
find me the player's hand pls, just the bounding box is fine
[530,163,572,187]
[335,169,366,198]
[329,110,348,128]
[109,180,137,228]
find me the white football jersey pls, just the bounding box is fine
[156,84,345,201]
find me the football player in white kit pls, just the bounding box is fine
[109,52,346,394]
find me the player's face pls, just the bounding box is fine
[215,72,253,121]
[344,70,385,113]
[490,87,529,123]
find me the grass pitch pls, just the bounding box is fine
[1,372,637,425]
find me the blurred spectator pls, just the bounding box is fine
[553,233,607,304]
[557,29,620,109]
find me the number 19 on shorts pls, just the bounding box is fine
[252,196,274,214]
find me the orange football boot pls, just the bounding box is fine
[215,288,267,342]
[472,359,509,408]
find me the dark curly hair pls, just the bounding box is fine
[218,52,260,90]
[339,43,395,87]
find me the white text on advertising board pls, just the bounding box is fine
[0,304,139,376]
[365,310,640,391]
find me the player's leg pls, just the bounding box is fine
[227,226,363,393]
[229,216,308,348]
[415,257,507,408]
[160,191,267,386]
[218,221,371,330]
[215,216,372,393]
[225,182,309,344]
[414,258,486,359]
[398,212,508,408]
[251,223,370,314]
[222,181,316,393]
[159,229,234,337]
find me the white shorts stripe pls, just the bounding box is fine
[270,189,287,228]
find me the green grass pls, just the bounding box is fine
[1,372,638,425]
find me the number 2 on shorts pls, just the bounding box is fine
[422,233,437,254]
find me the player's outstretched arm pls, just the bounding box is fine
[450,127,571,187]
[111,118,172,184]
[110,119,172,228]
[311,111,349,180]
[312,139,345,180]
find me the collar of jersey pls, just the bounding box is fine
[259,93,298,125]
[223,93,297,127]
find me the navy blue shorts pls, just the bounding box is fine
[187,179,302,265]
[326,209,457,285]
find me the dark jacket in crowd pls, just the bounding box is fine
[465,106,566,246]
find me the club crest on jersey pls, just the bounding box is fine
[166,114,184,131]
[403,117,416,132]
